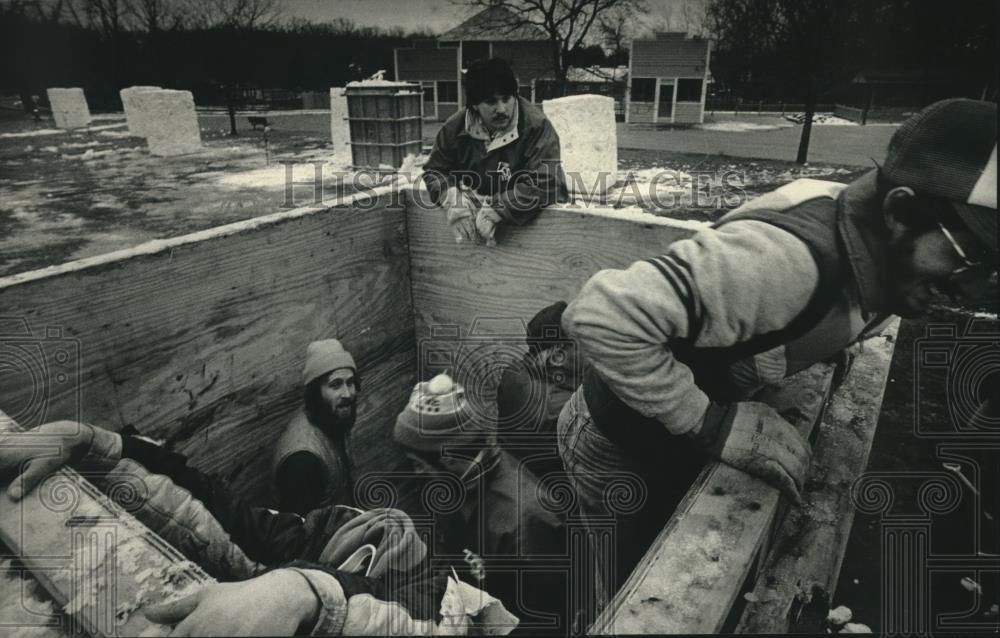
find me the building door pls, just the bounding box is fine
[421,81,436,120]
[657,80,674,119]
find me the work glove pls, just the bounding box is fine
[692,402,811,504]
[474,206,503,247]
[441,186,479,244]
[0,421,122,500]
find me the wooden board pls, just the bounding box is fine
[404,193,703,410]
[0,188,416,504]
[0,409,214,637]
[735,321,900,633]
[589,363,835,634]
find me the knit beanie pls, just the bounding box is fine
[302,339,356,387]
[393,374,484,453]
[526,300,569,356]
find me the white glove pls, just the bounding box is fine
[442,186,479,244]
[474,206,503,247]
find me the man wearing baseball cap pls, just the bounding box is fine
[271,339,358,514]
[392,374,570,634]
[557,98,997,609]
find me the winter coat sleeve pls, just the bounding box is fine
[493,118,567,225]
[422,123,459,206]
[562,220,820,436]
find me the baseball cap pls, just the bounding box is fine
[882,99,997,252]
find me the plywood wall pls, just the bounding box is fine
[404,193,703,415]
[0,191,416,504]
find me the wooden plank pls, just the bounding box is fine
[0,409,214,636]
[589,363,835,635]
[736,320,900,633]
[0,188,416,504]
[404,193,704,411]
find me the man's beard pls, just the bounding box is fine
[319,400,356,436]
[885,232,952,318]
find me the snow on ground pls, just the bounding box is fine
[212,152,353,189]
[0,128,64,138]
[0,122,126,139]
[698,121,791,132]
[784,113,859,126]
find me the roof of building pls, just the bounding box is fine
[439,6,549,42]
[566,66,629,82]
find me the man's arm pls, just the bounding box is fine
[493,119,567,225]
[563,220,820,435]
[422,123,459,206]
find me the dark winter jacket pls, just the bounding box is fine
[422,97,569,225]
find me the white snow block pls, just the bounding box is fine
[330,87,350,158]
[542,94,617,196]
[120,85,161,137]
[133,89,202,156]
[46,87,91,130]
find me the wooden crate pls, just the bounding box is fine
[346,82,423,169]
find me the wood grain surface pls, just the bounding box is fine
[0,191,416,505]
[404,195,700,414]
[0,409,214,637]
[589,363,835,635]
[735,321,900,633]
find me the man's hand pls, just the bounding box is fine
[442,186,479,244]
[143,569,319,636]
[474,207,503,247]
[695,402,811,504]
[0,421,97,500]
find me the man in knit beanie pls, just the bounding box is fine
[392,373,571,634]
[271,339,358,514]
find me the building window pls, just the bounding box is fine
[631,78,656,102]
[677,78,704,102]
[437,81,458,103]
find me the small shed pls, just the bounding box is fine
[395,6,555,121]
[627,32,711,125]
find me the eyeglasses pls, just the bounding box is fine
[937,222,995,283]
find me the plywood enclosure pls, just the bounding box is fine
[0,189,416,504]
[403,190,704,417]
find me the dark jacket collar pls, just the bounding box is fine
[836,169,893,315]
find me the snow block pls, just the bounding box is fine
[46,87,91,130]
[120,85,162,137]
[133,89,202,156]
[542,94,617,197]
[330,87,350,159]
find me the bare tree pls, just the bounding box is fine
[708,0,857,163]
[126,0,187,32]
[459,0,646,85]
[185,0,279,30]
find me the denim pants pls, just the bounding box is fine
[556,388,706,620]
